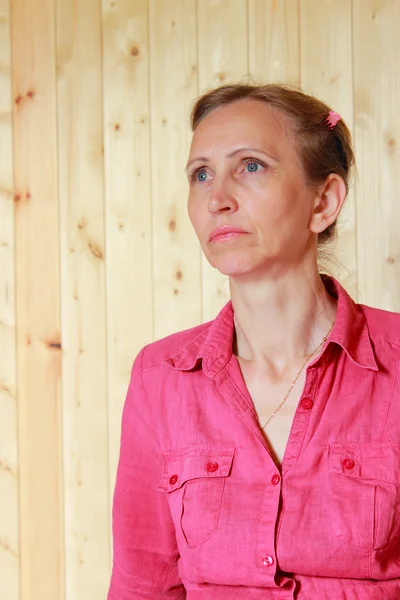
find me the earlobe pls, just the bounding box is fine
[309,174,347,234]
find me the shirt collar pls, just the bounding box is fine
[164,275,378,376]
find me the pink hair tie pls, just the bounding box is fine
[326,110,341,129]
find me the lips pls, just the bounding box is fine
[208,225,249,243]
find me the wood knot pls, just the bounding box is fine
[27,89,36,99]
[15,95,23,106]
[387,256,395,264]
[114,123,121,131]
[386,135,396,153]
[88,241,104,259]
[77,217,87,230]
[217,72,226,82]
[176,270,183,281]
[14,193,21,203]
[168,219,177,232]
[161,118,167,125]
[130,45,140,57]
[47,340,62,350]
[173,288,179,295]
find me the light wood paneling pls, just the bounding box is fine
[149,0,201,339]
[197,0,249,321]
[0,0,19,598]
[2,2,400,599]
[300,0,357,297]
[56,0,110,597]
[353,0,400,311]
[249,0,300,84]
[102,0,153,508]
[11,0,63,598]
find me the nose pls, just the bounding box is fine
[208,178,238,215]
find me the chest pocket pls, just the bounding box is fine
[329,442,400,550]
[158,445,235,548]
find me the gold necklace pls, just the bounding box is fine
[260,322,334,430]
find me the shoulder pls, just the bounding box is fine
[140,319,213,369]
[360,303,400,346]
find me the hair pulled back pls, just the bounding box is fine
[190,83,355,246]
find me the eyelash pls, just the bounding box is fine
[188,157,267,183]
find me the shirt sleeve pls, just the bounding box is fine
[108,347,186,599]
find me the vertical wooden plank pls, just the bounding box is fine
[300,0,357,297]
[249,0,300,84]
[0,0,19,598]
[11,0,63,599]
[56,0,110,597]
[300,0,355,293]
[197,0,249,321]
[353,0,400,311]
[149,0,201,339]
[102,0,152,512]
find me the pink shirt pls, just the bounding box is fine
[108,276,400,599]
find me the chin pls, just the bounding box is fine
[208,254,259,278]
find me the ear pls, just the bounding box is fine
[309,173,347,234]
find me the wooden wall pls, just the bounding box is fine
[0,1,399,598]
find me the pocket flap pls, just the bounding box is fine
[158,445,235,492]
[330,442,400,485]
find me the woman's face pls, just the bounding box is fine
[186,98,321,280]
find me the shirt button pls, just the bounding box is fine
[343,458,355,470]
[262,554,274,567]
[301,398,314,410]
[206,461,219,473]
[169,474,178,485]
[271,474,280,486]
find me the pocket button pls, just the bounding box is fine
[169,474,178,485]
[343,458,355,470]
[206,461,219,473]
[262,554,274,567]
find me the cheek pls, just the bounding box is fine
[187,198,204,239]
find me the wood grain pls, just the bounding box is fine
[102,0,153,517]
[149,0,201,338]
[249,0,300,84]
[300,0,357,297]
[11,0,63,598]
[0,0,19,598]
[353,0,400,310]
[56,0,110,597]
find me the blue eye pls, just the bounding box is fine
[197,170,208,182]
[246,162,261,173]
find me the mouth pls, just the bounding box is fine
[208,226,249,244]
[210,231,248,244]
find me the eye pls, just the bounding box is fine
[197,170,208,182]
[189,167,210,184]
[243,157,266,174]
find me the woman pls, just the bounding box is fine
[108,84,400,599]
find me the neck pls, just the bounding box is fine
[230,266,337,373]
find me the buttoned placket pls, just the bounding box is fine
[211,354,321,586]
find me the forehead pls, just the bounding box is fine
[189,98,297,159]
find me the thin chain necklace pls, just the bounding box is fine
[260,321,335,430]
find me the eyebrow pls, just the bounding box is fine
[185,146,278,173]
